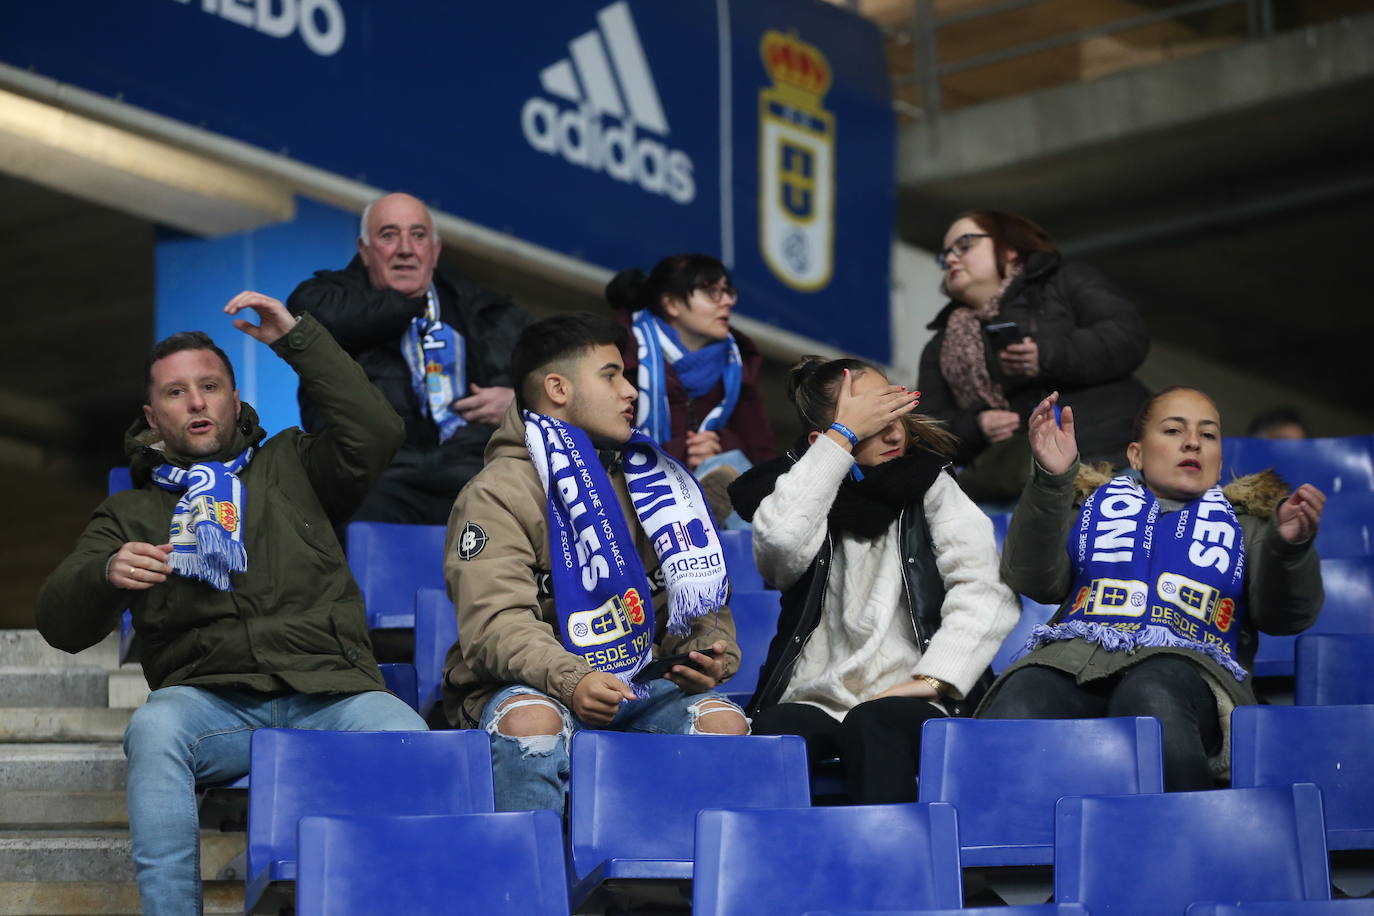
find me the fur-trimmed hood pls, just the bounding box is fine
[1074,463,1289,519]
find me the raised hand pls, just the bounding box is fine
[1027,392,1077,474]
[831,369,919,443]
[224,291,299,346]
[107,542,174,590]
[1276,483,1325,544]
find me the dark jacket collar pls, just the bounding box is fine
[124,402,266,487]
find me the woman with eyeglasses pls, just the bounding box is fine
[917,210,1150,503]
[607,254,778,525]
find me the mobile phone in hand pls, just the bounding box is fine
[984,321,1024,352]
[631,647,720,684]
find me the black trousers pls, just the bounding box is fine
[751,697,947,804]
[979,655,1221,792]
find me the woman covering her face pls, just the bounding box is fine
[917,210,1151,503]
[728,357,1020,803]
[977,387,1327,791]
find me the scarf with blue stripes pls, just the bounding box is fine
[151,447,254,591]
[631,311,741,443]
[401,284,466,443]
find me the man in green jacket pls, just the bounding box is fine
[35,291,426,915]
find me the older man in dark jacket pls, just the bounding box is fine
[287,193,527,525]
[35,292,425,915]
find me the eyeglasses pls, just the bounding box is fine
[695,282,737,305]
[936,233,990,270]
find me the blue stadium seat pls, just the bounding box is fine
[692,803,963,915]
[244,728,493,913]
[803,907,1089,916]
[1252,556,1374,677]
[720,529,765,592]
[108,466,132,494]
[295,811,568,916]
[1188,901,1374,914]
[1231,704,1374,851]
[378,663,418,713]
[568,732,809,912]
[345,521,447,630]
[1054,784,1331,915]
[413,587,457,719]
[107,467,139,664]
[1296,633,1374,705]
[1314,491,1374,558]
[919,717,1163,866]
[1223,435,1374,494]
[720,589,781,705]
[988,511,1011,552]
[992,595,1059,674]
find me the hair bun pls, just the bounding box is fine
[605,268,648,312]
[785,355,829,403]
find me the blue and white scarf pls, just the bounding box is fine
[631,310,742,443]
[524,411,730,694]
[1026,476,1249,681]
[401,284,466,443]
[151,447,254,591]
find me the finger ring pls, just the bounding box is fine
[129,566,136,578]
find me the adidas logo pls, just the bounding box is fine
[520,1,696,205]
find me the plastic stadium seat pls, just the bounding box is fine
[1188,901,1374,914]
[295,811,568,916]
[107,468,139,664]
[108,466,132,494]
[413,587,456,719]
[568,732,809,911]
[377,663,418,713]
[1054,784,1331,916]
[1223,435,1374,494]
[1314,491,1374,558]
[988,511,1011,552]
[803,907,1089,916]
[1231,704,1374,850]
[692,803,963,915]
[1251,556,1374,677]
[720,589,781,705]
[992,595,1060,674]
[720,529,765,592]
[919,717,1163,867]
[244,728,493,914]
[345,521,447,630]
[1296,633,1374,705]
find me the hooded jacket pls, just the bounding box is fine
[441,402,741,726]
[35,315,402,695]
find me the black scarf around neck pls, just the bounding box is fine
[829,449,948,538]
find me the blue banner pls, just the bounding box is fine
[2,0,894,361]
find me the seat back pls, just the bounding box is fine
[295,811,568,916]
[108,467,133,494]
[246,728,494,888]
[1054,784,1331,916]
[1313,491,1374,558]
[720,529,764,592]
[1223,435,1374,494]
[919,717,1163,866]
[345,521,447,628]
[413,587,458,718]
[988,511,1011,552]
[722,590,782,700]
[992,596,1060,674]
[378,663,419,712]
[568,732,809,882]
[1252,556,1374,677]
[802,906,1090,916]
[693,803,963,915]
[1188,901,1374,914]
[1296,633,1374,706]
[1231,704,1374,850]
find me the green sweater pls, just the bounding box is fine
[979,460,1323,712]
[36,315,403,695]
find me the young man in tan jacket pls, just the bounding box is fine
[441,312,747,811]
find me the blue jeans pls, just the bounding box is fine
[479,678,744,812]
[123,685,426,915]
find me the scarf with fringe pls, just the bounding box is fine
[151,447,254,591]
[1027,475,1249,681]
[524,411,729,695]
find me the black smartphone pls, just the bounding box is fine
[984,321,1024,352]
[632,647,719,684]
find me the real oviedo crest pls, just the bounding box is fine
[759,30,836,292]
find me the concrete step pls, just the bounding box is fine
[0,745,126,793]
[0,793,126,830]
[0,631,119,671]
[0,880,242,915]
[0,709,131,743]
[0,667,107,709]
[106,669,150,710]
[0,830,244,883]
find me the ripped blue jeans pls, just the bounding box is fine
[478,679,745,812]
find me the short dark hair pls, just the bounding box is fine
[605,253,730,318]
[511,313,627,410]
[145,331,236,399]
[1247,405,1309,437]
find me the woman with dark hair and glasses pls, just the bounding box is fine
[917,210,1151,502]
[607,254,777,524]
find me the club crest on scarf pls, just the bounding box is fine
[1025,475,1250,681]
[524,411,729,696]
[402,284,467,443]
[152,447,253,591]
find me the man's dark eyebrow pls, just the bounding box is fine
[600,362,624,373]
